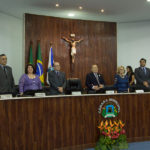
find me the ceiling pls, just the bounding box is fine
[0,0,150,22]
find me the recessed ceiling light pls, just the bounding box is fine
[100,9,105,13]
[68,13,75,17]
[79,6,83,10]
[55,3,60,7]
[147,0,150,2]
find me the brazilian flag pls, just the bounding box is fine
[36,43,44,86]
[29,44,33,64]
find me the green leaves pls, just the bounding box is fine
[95,144,107,150]
[95,135,128,150]
[118,142,128,149]
[117,135,127,144]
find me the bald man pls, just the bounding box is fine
[86,64,105,94]
[48,62,66,95]
[0,54,15,94]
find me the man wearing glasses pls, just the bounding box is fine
[48,62,66,95]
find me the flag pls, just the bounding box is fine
[29,44,33,64]
[36,43,44,86]
[46,46,54,84]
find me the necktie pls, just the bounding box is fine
[3,66,7,78]
[56,71,59,76]
[143,67,146,75]
[95,73,100,85]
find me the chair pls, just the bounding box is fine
[66,78,82,94]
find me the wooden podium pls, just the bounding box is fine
[0,93,150,150]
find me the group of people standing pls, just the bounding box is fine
[0,53,150,96]
[115,58,150,93]
[0,54,66,95]
[86,58,150,93]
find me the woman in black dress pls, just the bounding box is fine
[126,66,135,85]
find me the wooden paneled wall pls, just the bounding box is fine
[25,14,117,86]
[0,94,150,150]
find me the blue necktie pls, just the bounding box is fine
[143,67,146,75]
[56,71,59,76]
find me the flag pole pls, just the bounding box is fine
[29,41,33,65]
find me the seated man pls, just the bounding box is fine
[86,64,105,94]
[48,62,66,95]
[135,58,150,92]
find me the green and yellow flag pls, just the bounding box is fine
[29,44,33,64]
[36,43,44,86]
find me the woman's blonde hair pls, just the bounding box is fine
[117,66,125,74]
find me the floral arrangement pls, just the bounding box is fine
[95,120,128,150]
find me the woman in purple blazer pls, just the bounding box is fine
[19,64,42,95]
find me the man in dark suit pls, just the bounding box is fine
[0,54,15,94]
[48,62,66,95]
[135,58,150,91]
[86,64,105,94]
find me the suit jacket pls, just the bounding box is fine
[48,70,66,94]
[0,65,15,93]
[85,72,105,90]
[135,67,150,85]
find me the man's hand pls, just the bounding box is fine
[92,86,99,91]
[143,81,149,87]
[58,87,63,93]
[20,92,23,96]
[99,84,104,89]
[93,85,104,91]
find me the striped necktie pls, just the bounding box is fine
[94,73,100,85]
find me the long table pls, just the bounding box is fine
[0,93,150,150]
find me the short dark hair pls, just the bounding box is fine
[0,54,6,57]
[25,64,36,74]
[140,58,146,63]
[126,66,133,73]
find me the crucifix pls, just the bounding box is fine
[62,34,83,63]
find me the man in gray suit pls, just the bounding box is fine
[0,54,15,94]
[48,62,66,95]
[135,58,150,91]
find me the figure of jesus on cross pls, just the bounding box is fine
[62,34,83,63]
